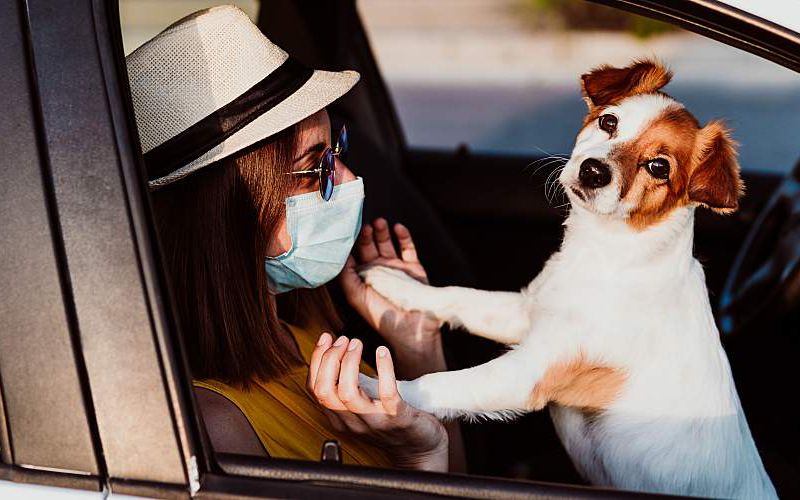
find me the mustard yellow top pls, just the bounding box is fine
[193,323,393,467]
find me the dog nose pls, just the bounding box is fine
[579,159,612,189]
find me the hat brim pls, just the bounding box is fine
[148,68,360,188]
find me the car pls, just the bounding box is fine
[1,0,798,498]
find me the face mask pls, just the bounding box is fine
[265,177,364,294]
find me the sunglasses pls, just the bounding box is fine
[288,124,349,201]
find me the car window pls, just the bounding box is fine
[358,0,800,174]
[120,0,260,55]
[115,1,797,497]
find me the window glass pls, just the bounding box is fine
[120,0,260,55]
[358,0,800,174]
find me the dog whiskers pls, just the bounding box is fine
[552,200,571,210]
[544,164,566,205]
[526,156,568,177]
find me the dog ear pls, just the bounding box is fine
[688,120,744,213]
[580,59,672,108]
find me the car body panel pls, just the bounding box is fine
[0,0,100,477]
[7,0,192,487]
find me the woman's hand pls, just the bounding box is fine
[307,332,448,472]
[339,218,444,378]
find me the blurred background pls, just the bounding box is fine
[122,0,800,174]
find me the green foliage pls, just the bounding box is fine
[628,14,674,39]
[520,0,675,38]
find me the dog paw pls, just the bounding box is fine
[360,374,423,409]
[359,265,425,311]
[360,375,446,417]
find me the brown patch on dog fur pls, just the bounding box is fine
[688,121,744,213]
[581,59,672,113]
[604,106,743,230]
[611,106,698,229]
[528,352,627,412]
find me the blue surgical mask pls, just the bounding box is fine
[265,177,364,294]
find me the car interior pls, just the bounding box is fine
[113,0,800,497]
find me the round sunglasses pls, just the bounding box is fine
[288,124,348,201]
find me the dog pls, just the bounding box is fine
[358,60,777,498]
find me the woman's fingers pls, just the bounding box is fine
[307,332,332,392]
[394,223,419,263]
[310,338,449,471]
[312,335,350,411]
[373,218,398,258]
[337,339,378,414]
[311,335,369,433]
[356,224,380,263]
[375,346,403,417]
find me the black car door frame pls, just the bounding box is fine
[0,0,104,490]
[2,0,199,495]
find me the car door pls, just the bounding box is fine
[3,0,793,497]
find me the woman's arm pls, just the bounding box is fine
[194,387,268,457]
[339,218,467,472]
[339,219,443,376]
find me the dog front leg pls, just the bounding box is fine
[360,266,529,345]
[360,347,547,420]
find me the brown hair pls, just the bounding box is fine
[152,124,341,386]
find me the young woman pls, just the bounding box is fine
[126,6,463,472]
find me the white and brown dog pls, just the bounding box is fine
[359,60,777,498]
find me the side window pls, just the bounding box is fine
[358,0,800,174]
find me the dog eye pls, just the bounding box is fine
[645,158,670,179]
[598,114,618,134]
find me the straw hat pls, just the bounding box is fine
[125,5,360,189]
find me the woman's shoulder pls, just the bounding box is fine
[193,378,266,412]
[193,385,268,456]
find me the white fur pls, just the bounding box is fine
[358,93,777,498]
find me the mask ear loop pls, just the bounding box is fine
[265,195,302,261]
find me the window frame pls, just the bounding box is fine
[109,0,800,497]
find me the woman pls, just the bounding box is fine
[126,6,463,471]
